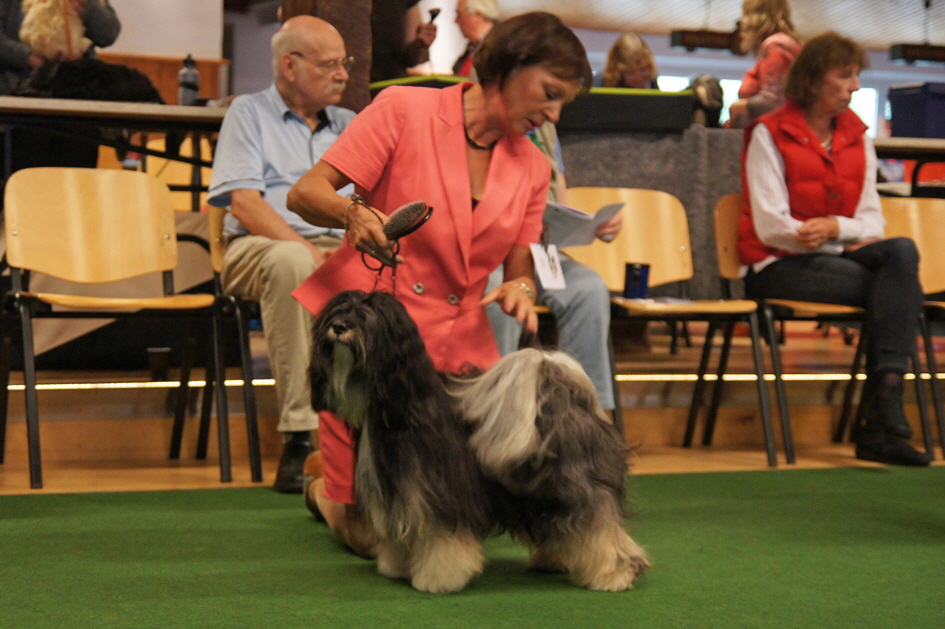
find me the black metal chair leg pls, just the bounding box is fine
[749,311,778,467]
[196,372,214,460]
[0,312,13,464]
[169,326,196,460]
[761,306,791,461]
[18,301,43,488]
[834,331,867,443]
[684,319,717,447]
[234,300,262,482]
[702,321,735,446]
[920,314,945,456]
[909,348,935,456]
[211,311,232,482]
[606,329,624,440]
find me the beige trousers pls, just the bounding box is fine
[221,234,340,432]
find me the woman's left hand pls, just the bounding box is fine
[481,281,538,334]
[596,214,623,242]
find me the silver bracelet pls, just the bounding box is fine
[514,281,535,301]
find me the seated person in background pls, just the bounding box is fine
[370,0,437,82]
[0,0,120,94]
[487,121,621,414]
[452,0,497,77]
[739,31,930,466]
[727,0,800,128]
[207,16,357,493]
[600,32,658,89]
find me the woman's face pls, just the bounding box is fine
[621,62,653,89]
[495,65,579,136]
[812,64,861,117]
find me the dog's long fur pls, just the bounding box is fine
[311,290,648,593]
[310,290,492,593]
[449,349,649,591]
[20,0,99,61]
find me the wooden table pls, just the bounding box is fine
[873,136,945,189]
[0,96,226,211]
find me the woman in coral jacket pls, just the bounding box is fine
[727,0,801,128]
[739,32,930,468]
[286,12,592,555]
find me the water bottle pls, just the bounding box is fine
[177,54,200,106]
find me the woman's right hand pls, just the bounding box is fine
[796,217,839,250]
[345,201,399,267]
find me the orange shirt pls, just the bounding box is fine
[292,83,548,373]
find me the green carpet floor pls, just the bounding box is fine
[2,466,944,629]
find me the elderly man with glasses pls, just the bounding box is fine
[208,15,356,493]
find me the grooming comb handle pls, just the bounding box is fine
[384,201,433,239]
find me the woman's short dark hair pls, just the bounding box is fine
[473,12,592,92]
[785,31,867,108]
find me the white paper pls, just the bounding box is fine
[543,201,624,248]
[530,243,566,290]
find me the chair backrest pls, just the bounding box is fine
[881,195,945,295]
[714,192,745,281]
[4,167,178,284]
[562,187,693,291]
[208,204,226,275]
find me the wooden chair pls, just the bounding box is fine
[881,195,945,455]
[166,205,262,483]
[716,193,933,461]
[563,187,780,466]
[0,168,253,488]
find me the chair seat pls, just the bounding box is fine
[18,292,217,311]
[764,299,864,317]
[612,296,758,315]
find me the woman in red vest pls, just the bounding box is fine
[739,32,931,467]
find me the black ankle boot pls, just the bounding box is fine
[862,381,913,440]
[855,423,932,467]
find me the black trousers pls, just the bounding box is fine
[745,237,922,377]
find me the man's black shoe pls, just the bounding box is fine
[272,436,314,493]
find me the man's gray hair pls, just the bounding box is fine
[271,26,295,75]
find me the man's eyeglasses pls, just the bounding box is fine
[290,52,355,72]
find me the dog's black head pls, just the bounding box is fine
[310,290,440,428]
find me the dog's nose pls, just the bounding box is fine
[331,322,349,337]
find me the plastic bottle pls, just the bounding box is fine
[177,54,200,106]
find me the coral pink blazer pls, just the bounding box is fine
[292,83,549,373]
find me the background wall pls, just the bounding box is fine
[107,0,224,59]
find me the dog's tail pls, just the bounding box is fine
[452,348,609,475]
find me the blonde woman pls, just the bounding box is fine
[727,0,800,128]
[601,32,657,89]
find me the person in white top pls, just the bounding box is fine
[739,32,930,467]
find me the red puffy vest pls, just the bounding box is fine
[738,101,868,265]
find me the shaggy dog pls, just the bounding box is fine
[20,0,100,61]
[310,290,649,593]
[310,290,493,594]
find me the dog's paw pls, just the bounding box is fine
[409,533,484,594]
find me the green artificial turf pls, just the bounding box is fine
[2,466,944,629]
